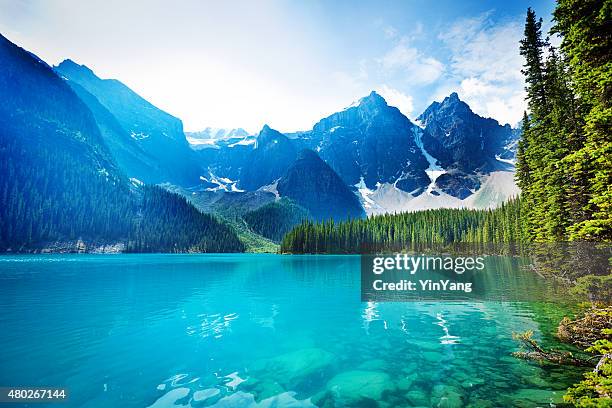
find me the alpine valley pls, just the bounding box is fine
[0,33,521,252]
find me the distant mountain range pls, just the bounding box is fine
[189,91,520,218]
[186,127,250,143]
[52,57,520,221]
[0,33,522,250]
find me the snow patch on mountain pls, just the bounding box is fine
[360,170,519,215]
[259,181,280,200]
[187,136,219,147]
[200,172,243,192]
[412,127,445,195]
[355,177,383,211]
[129,177,143,186]
[228,137,256,147]
[130,131,150,140]
[495,154,516,165]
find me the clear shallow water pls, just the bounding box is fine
[0,254,583,407]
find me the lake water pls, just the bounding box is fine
[0,254,584,407]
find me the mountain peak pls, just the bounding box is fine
[256,124,289,148]
[447,92,460,102]
[417,92,471,124]
[359,90,387,107]
[56,59,96,78]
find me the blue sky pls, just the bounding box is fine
[0,0,556,132]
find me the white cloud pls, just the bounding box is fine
[376,85,414,117]
[383,25,398,39]
[457,77,525,125]
[438,12,526,126]
[378,41,444,85]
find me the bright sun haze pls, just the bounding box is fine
[0,0,556,133]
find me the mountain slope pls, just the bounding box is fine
[63,80,163,184]
[55,59,202,186]
[417,92,513,171]
[0,34,243,252]
[277,149,365,221]
[0,33,131,248]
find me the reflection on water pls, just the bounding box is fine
[0,254,584,407]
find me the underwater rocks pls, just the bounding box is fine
[431,384,464,408]
[404,389,429,406]
[318,370,396,406]
[250,347,336,389]
[207,390,316,407]
[228,341,572,408]
[192,388,220,403]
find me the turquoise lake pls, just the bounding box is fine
[0,254,584,407]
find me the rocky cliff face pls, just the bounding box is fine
[306,91,431,195]
[418,92,513,171]
[416,92,517,198]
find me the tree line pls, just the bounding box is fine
[280,197,525,254]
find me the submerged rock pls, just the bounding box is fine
[324,370,396,405]
[396,373,418,391]
[430,384,464,408]
[251,348,335,388]
[358,359,389,371]
[467,398,495,408]
[207,390,316,408]
[422,351,445,363]
[239,378,285,402]
[460,377,486,390]
[193,388,221,402]
[404,389,429,406]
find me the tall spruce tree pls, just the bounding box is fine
[520,8,549,118]
[518,7,569,241]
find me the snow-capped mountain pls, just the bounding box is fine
[415,92,519,199]
[187,127,249,141]
[194,91,521,217]
[185,127,252,150]
[303,91,431,196]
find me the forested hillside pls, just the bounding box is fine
[0,33,243,253]
[243,198,310,242]
[128,186,244,252]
